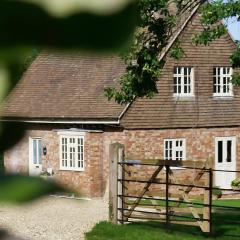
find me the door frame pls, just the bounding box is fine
[29,137,42,175]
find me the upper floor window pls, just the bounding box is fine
[173,67,194,97]
[164,139,186,161]
[59,134,84,171]
[213,67,233,97]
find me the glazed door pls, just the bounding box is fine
[215,137,236,189]
[29,138,42,175]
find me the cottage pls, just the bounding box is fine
[1,6,240,197]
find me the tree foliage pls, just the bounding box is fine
[105,0,240,104]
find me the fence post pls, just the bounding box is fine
[203,168,211,233]
[165,164,170,230]
[209,168,213,235]
[118,147,125,224]
[109,143,125,224]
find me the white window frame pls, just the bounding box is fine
[213,67,233,97]
[173,67,194,97]
[58,132,85,171]
[164,139,186,161]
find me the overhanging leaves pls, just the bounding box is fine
[0,174,66,203]
[0,0,138,51]
[0,122,26,152]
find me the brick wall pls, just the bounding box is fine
[103,127,240,192]
[4,126,240,198]
[4,128,105,197]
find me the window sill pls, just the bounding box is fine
[173,95,195,101]
[59,168,85,172]
[213,95,234,100]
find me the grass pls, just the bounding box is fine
[86,199,240,240]
[128,198,240,208]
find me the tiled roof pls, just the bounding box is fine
[2,52,126,121]
[121,13,239,129]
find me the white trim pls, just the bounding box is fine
[173,67,195,97]
[57,131,86,136]
[0,119,120,124]
[29,137,42,175]
[213,67,233,97]
[118,102,131,120]
[59,133,85,172]
[164,138,186,161]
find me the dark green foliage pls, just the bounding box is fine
[192,25,227,45]
[0,174,66,203]
[230,44,240,68]
[170,40,185,59]
[212,186,222,198]
[231,178,240,188]
[231,73,240,85]
[0,152,4,174]
[0,0,137,51]
[0,122,26,153]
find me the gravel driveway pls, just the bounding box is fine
[0,196,108,240]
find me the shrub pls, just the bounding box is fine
[212,186,222,199]
[231,179,240,189]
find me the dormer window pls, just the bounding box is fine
[213,67,233,97]
[173,67,194,97]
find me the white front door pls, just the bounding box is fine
[215,137,236,189]
[29,138,42,175]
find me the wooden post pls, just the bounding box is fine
[165,165,170,230]
[209,168,213,234]
[109,143,124,224]
[203,168,211,233]
[118,147,125,224]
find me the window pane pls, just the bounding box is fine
[38,140,42,164]
[173,67,193,95]
[227,140,232,163]
[33,140,37,164]
[218,141,223,163]
[214,67,232,95]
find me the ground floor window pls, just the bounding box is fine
[164,139,186,161]
[59,134,84,171]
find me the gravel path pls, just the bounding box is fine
[0,196,108,240]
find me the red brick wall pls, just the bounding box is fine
[4,128,105,197]
[4,126,240,198]
[103,127,240,188]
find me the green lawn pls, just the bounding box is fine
[128,198,240,208]
[86,199,240,240]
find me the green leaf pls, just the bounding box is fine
[0,174,66,203]
[0,122,26,152]
[231,73,240,86]
[0,0,138,51]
